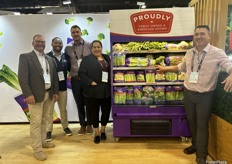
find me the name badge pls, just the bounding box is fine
[189,72,198,83]
[58,71,65,81]
[43,73,51,84]
[77,59,82,67]
[102,71,108,83]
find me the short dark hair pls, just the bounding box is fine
[70,25,81,31]
[195,25,210,33]
[90,40,103,49]
[51,37,62,43]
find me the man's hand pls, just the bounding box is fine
[25,95,35,105]
[222,75,232,92]
[155,65,165,74]
[53,94,59,102]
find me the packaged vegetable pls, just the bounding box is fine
[154,86,166,104]
[126,57,148,67]
[136,71,145,82]
[133,86,143,105]
[114,71,124,83]
[165,55,184,66]
[145,69,155,83]
[114,87,127,104]
[124,71,136,82]
[126,87,134,105]
[165,72,178,82]
[141,86,154,105]
[155,73,165,82]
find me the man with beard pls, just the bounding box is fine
[46,37,72,141]
[64,25,93,135]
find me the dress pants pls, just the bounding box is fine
[85,97,111,128]
[29,92,52,152]
[184,89,214,159]
[71,77,91,126]
[47,90,68,132]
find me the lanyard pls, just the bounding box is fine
[191,51,206,72]
[41,58,49,74]
[73,41,85,60]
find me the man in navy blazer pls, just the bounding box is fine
[18,34,59,161]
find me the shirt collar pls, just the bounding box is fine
[193,43,211,54]
[34,49,44,56]
[52,50,61,57]
[72,38,84,46]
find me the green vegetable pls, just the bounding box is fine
[106,23,110,28]
[105,50,110,55]
[0,64,21,91]
[64,18,75,25]
[86,17,93,25]
[82,29,89,36]
[97,33,105,41]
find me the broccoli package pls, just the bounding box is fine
[165,86,176,103]
[154,86,166,105]
[126,87,134,105]
[133,86,143,105]
[113,87,126,105]
[113,52,126,67]
[174,86,184,103]
[114,71,125,83]
[141,86,154,105]
[145,69,155,83]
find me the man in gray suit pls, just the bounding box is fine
[18,34,59,161]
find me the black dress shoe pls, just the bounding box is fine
[94,136,100,144]
[196,157,206,164]
[183,146,196,154]
[101,132,107,140]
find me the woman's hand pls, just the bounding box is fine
[91,81,97,86]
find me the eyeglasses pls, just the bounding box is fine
[34,40,46,44]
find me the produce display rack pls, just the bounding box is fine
[111,48,191,141]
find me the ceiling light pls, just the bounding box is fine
[13,12,21,15]
[63,0,71,5]
[137,2,145,6]
[141,5,146,9]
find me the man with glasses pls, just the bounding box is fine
[64,25,93,135]
[18,34,59,161]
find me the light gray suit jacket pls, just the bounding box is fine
[18,51,59,102]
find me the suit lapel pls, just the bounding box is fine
[29,51,44,80]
